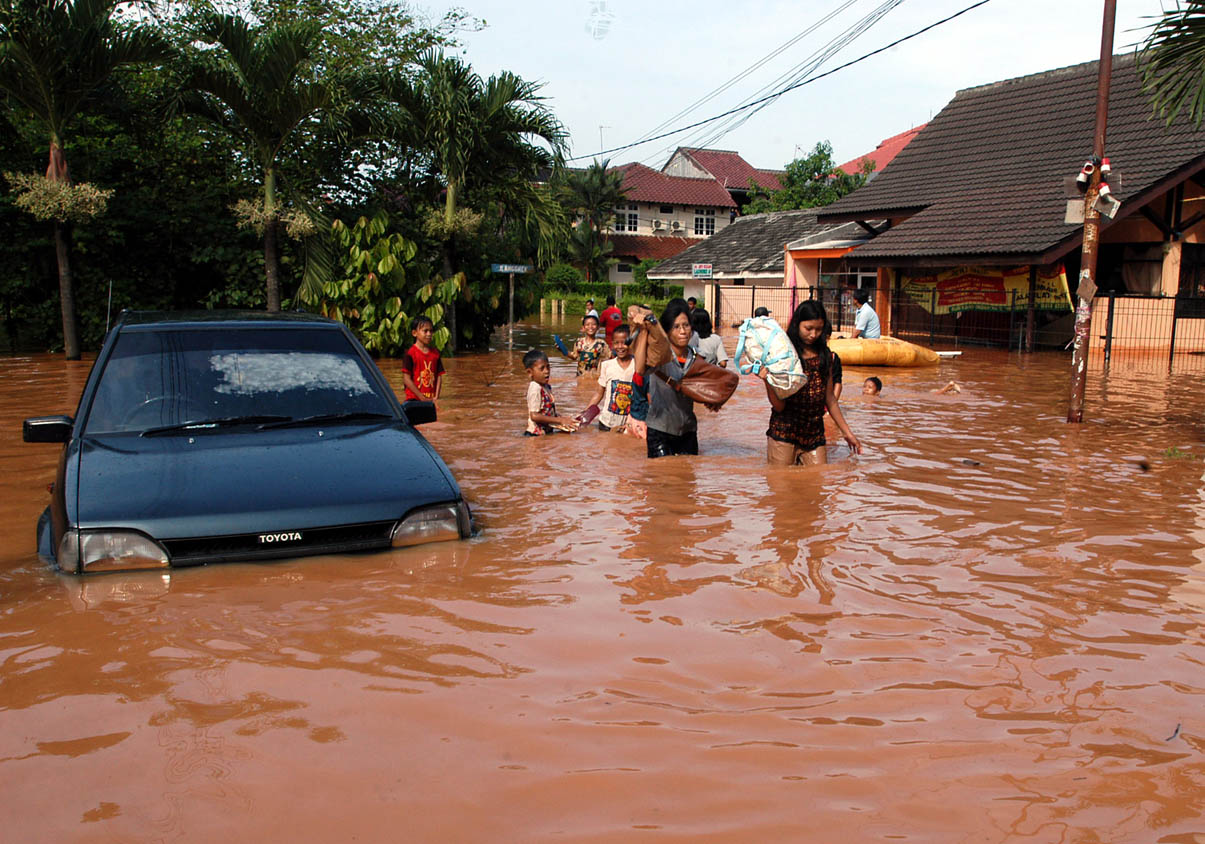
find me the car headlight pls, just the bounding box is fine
[391,501,470,548]
[57,530,171,574]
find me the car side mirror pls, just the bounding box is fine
[402,400,437,426]
[24,415,74,443]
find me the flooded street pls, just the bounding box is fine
[3,317,1205,842]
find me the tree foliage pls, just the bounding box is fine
[0,0,569,357]
[555,158,626,283]
[315,211,457,356]
[0,0,170,357]
[744,141,872,214]
[1140,4,1205,126]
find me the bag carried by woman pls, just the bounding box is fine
[735,315,805,398]
[655,356,740,406]
[627,304,671,368]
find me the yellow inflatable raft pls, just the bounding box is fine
[829,335,939,367]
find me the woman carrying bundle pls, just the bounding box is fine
[762,300,861,466]
[631,297,722,459]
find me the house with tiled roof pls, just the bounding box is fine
[817,53,1205,354]
[602,162,738,286]
[836,125,925,180]
[662,147,784,207]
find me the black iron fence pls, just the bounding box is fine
[887,288,1075,351]
[1087,292,1205,370]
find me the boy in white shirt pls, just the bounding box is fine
[587,325,636,431]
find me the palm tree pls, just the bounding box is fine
[387,50,567,347]
[176,13,373,311]
[564,217,615,288]
[0,0,169,358]
[1141,5,1205,126]
[557,158,628,283]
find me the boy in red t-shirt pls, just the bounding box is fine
[401,316,444,401]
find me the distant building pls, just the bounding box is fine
[836,125,926,180]
[661,147,784,208]
[602,161,738,286]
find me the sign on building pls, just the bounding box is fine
[692,263,713,279]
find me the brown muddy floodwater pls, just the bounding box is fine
[2,316,1205,843]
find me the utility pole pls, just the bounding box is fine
[1067,0,1117,423]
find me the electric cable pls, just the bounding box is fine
[568,0,995,163]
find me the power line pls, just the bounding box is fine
[632,0,860,154]
[670,0,905,159]
[568,0,995,163]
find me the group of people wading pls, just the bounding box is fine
[524,295,862,465]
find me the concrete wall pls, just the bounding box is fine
[612,201,733,237]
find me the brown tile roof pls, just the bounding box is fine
[679,148,784,192]
[837,124,926,176]
[646,210,826,278]
[609,234,696,262]
[818,53,1205,262]
[616,162,737,207]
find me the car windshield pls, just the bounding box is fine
[83,326,396,435]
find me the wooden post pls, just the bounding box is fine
[1068,0,1117,423]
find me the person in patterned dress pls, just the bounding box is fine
[568,314,611,376]
[762,300,861,466]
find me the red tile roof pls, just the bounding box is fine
[677,148,783,191]
[609,234,696,262]
[837,125,926,177]
[615,162,737,208]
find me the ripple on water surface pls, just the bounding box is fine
[1,324,1204,842]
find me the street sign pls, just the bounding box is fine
[692,263,713,279]
[491,263,532,274]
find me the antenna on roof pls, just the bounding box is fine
[105,280,113,335]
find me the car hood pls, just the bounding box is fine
[74,423,459,538]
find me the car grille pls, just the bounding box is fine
[162,520,396,565]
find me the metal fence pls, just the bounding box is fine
[887,288,1071,351]
[1087,293,1205,372]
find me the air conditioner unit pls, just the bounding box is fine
[670,220,681,231]
[652,219,663,230]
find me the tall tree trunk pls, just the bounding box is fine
[46,139,79,359]
[442,245,457,355]
[53,220,80,360]
[264,220,281,312]
[263,165,281,311]
[443,179,460,353]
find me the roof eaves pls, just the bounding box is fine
[816,205,927,224]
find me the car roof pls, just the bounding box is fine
[116,310,341,330]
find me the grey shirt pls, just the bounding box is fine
[644,347,697,436]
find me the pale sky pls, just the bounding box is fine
[420,0,1173,172]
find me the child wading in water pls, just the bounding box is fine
[401,316,444,401]
[587,324,636,431]
[568,315,610,376]
[523,349,578,436]
[762,300,861,465]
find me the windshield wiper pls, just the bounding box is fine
[141,415,293,437]
[258,411,395,430]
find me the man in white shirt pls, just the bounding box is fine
[851,289,881,339]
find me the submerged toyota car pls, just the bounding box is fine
[23,311,471,573]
